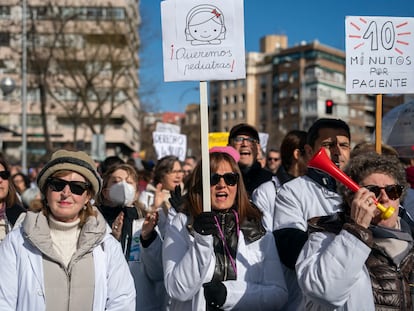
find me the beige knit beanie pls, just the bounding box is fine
[37,150,102,196]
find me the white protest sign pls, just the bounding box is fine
[259,132,269,153]
[161,0,246,82]
[153,131,187,161]
[156,122,181,134]
[346,16,414,94]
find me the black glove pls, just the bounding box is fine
[203,281,227,309]
[193,212,217,235]
[169,185,183,212]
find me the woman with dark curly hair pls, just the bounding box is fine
[296,152,413,310]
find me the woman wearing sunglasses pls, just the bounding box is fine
[0,155,26,242]
[296,152,413,310]
[0,150,135,311]
[163,146,288,311]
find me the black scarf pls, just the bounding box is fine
[98,204,139,259]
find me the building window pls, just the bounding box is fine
[279,72,289,82]
[260,76,267,88]
[279,89,288,99]
[223,112,228,120]
[260,91,267,105]
[0,32,10,46]
[273,75,279,87]
[0,6,10,18]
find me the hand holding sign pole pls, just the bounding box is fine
[161,0,246,212]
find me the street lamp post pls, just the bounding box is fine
[0,77,16,152]
[21,0,28,174]
[0,77,16,96]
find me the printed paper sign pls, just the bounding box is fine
[208,132,229,148]
[161,0,246,82]
[346,16,414,94]
[208,131,269,151]
[156,122,181,134]
[258,132,269,153]
[153,131,187,161]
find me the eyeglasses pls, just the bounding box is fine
[363,184,404,200]
[0,170,10,180]
[232,136,257,144]
[47,177,90,195]
[210,172,239,186]
[267,157,280,162]
[168,169,184,175]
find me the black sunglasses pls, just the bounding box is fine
[363,184,404,200]
[0,170,10,180]
[210,172,239,186]
[267,157,280,162]
[47,177,90,195]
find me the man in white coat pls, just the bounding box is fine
[272,118,351,310]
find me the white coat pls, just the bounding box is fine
[296,229,374,310]
[252,177,281,231]
[163,212,288,311]
[273,175,343,311]
[0,218,136,311]
[129,218,169,311]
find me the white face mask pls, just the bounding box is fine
[108,181,136,206]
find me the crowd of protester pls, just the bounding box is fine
[0,118,413,310]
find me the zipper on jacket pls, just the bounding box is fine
[220,213,228,280]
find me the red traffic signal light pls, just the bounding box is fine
[325,99,333,114]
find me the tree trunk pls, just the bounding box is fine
[39,82,53,156]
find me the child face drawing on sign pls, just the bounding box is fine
[185,5,226,46]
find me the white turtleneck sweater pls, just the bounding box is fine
[49,216,81,266]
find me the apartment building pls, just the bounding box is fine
[0,0,141,165]
[209,34,403,149]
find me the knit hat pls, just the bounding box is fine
[228,123,259,144]
[37,150,102,196]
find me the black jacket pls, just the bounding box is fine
[239,161,273,197]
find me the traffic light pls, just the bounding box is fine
[325,99,333,114]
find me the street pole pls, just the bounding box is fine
[21,0,28,174]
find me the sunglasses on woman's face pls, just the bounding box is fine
[47,177,90,195]
[0,170,10,180]
[210,172,239,186]
[363,184,404,200]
